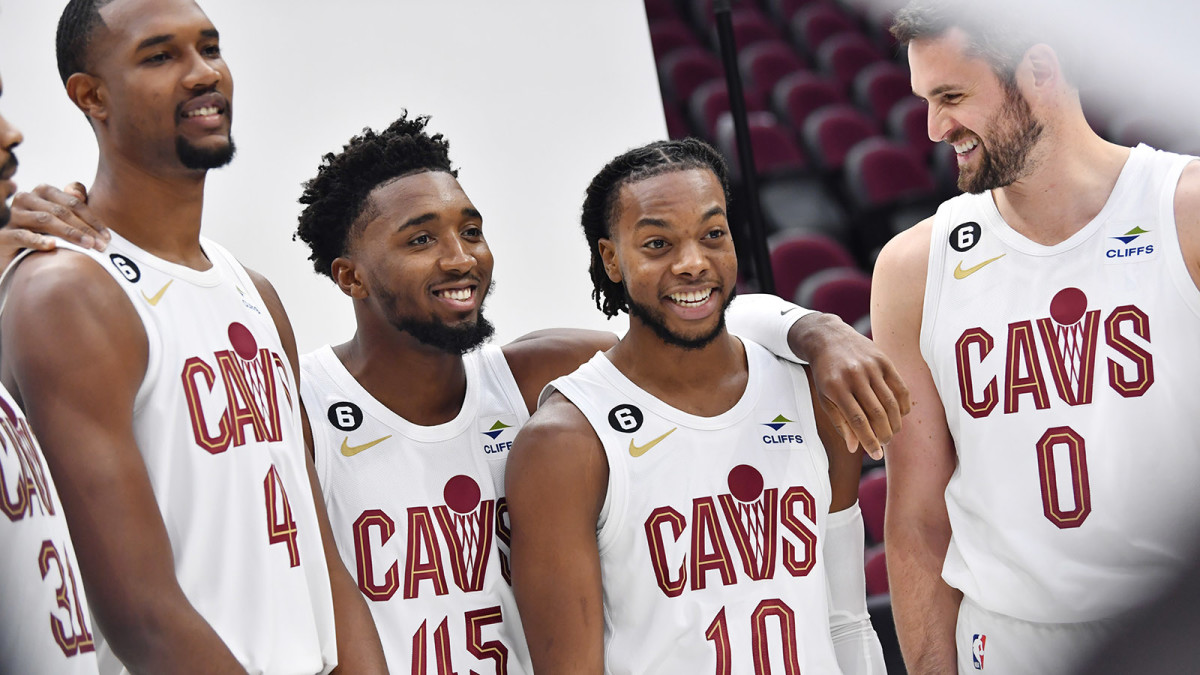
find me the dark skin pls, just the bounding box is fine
[505,169,864,673]
[0,0,386,671]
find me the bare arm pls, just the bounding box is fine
[727,295,912,460]
[1175,160,1200,290]
[2,251,245,674]
[870,220,960,675]
[506,392,608,673]
[502,328,617,413]
[249,270,388,674]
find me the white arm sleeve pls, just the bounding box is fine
[825,502,886,675]
[725,293,816,364]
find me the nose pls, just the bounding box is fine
[182,50,222,91]
[927,104,953,143]
[671,238,709,278]
[0,113,23,152]
[438,234,477,276]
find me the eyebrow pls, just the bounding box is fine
[136,28,219,51]
[399,207,482,231]
[633,205,726,230]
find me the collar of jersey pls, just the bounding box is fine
[106,230,225,287]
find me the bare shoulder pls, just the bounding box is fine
[502,329,617,414]
[874,216,934,285]
[872,217,934,340]
[1174,160,1200,286]
[511,391,603,458]
[509,392,607,501]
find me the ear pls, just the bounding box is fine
[66,73,107,123]
[597,238,622,283]
[331,257,367,299]
[1022,43,1061,91]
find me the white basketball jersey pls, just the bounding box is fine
[921,145,1200,623]
[0,381,99,674]
[545,340,842,675]
[301,344,532,675]
[30,233,338,674]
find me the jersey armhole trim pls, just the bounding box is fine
[919,203,951,365]
[1160,156,1200,319]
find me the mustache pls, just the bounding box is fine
[0,152,17,180]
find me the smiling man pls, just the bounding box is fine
[505,139,886,674]
[0,0,386,672]
[871,2,1200,673]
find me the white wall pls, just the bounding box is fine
[0,0,660,351]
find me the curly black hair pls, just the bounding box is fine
[56,0,117,85]
[295,112,456,279]
[580,138,730,318]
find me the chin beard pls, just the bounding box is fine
[957,88,1043,194]
[625,285,736,351]
[394,312,496,356]
[177,135,236,170]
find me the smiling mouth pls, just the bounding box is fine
[434,287,474,302]
[182,106,222,119]
[668,288,713,306]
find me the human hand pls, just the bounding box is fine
[7,182,109,252]
[791,312,911,460]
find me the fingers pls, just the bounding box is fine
[9,184,109,251]
[0,228,57,269]
[883,362,913,417]
[824,386,888,461]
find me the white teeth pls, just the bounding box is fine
[953,138,979,154]
[184,106,219,118]
[437,288,472,301]
[670,289,712,305]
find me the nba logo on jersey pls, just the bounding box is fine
[972,634,986,669]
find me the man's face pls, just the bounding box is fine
[350,171,495,355]
[0,76,22,227]
[91,0,234,171]
[909,28,1043,194]
[599,168,737,350]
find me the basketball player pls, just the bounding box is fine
[0,70,99,674]
[0,0,386,672]
[506,138,885,673]
[293,117,901,673]
[870,2,1200,673]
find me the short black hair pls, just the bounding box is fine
[295,112,457,279]
[56,0,117,85]
[580,138,730,318]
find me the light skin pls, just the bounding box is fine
[505,168,865,673]
[874,28,1200,674]
[0,0,386,671]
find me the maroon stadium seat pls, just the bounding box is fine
[816,32,885,92]
[768,233,856,304]
[844,137,935,209]
[796,267,872,325]
[859,466,887,545]
[802,103,880,174]
[720,7,783,49]
[688,80,767,141]
[887,96,935,161]
[853,61,916,122]
[649,19,701,60]
[865,545,889,596]
[790,4,857,57]
[766,0,830,24]
[772,71,848,134]
[738,40,807,97]
[643,0,680,22]
[659,46,723,102]
[714,111,808,178]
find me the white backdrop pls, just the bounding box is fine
[0,0,662,351]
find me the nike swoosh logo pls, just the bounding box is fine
[629,427,677,458]
[953,254,1006,280]
[340,434,392,457]
[141,280,174,306]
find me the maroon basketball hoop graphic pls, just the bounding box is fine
[225,322,279,438]
[434,475,494,593]
[719,464,777,580]
[1037,288,1100,407]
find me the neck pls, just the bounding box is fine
[608,319,747,417]
[88,149,211,269]
[334,312,470,427]
[991,116,1130,245]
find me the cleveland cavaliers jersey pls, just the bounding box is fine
[921,144,1200,623]
[545,340,842,674]
[301,344,532,675]
[21,233,338,674]
[0,381,99,674]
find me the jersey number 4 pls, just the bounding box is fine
[265,465,301,566]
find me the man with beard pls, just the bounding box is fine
[506,139,886,673]
[870,2,1200,673]
[294,121,901,674]
[0,0,387,672]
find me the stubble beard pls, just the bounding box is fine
[957,85,1044,194]
[625,284,737,351]
[176,135,237,170]
[380,280,497,356]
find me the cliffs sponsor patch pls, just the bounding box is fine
[480,417,518,459]
[762,414,804,445]
[1105,226,1155,263]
